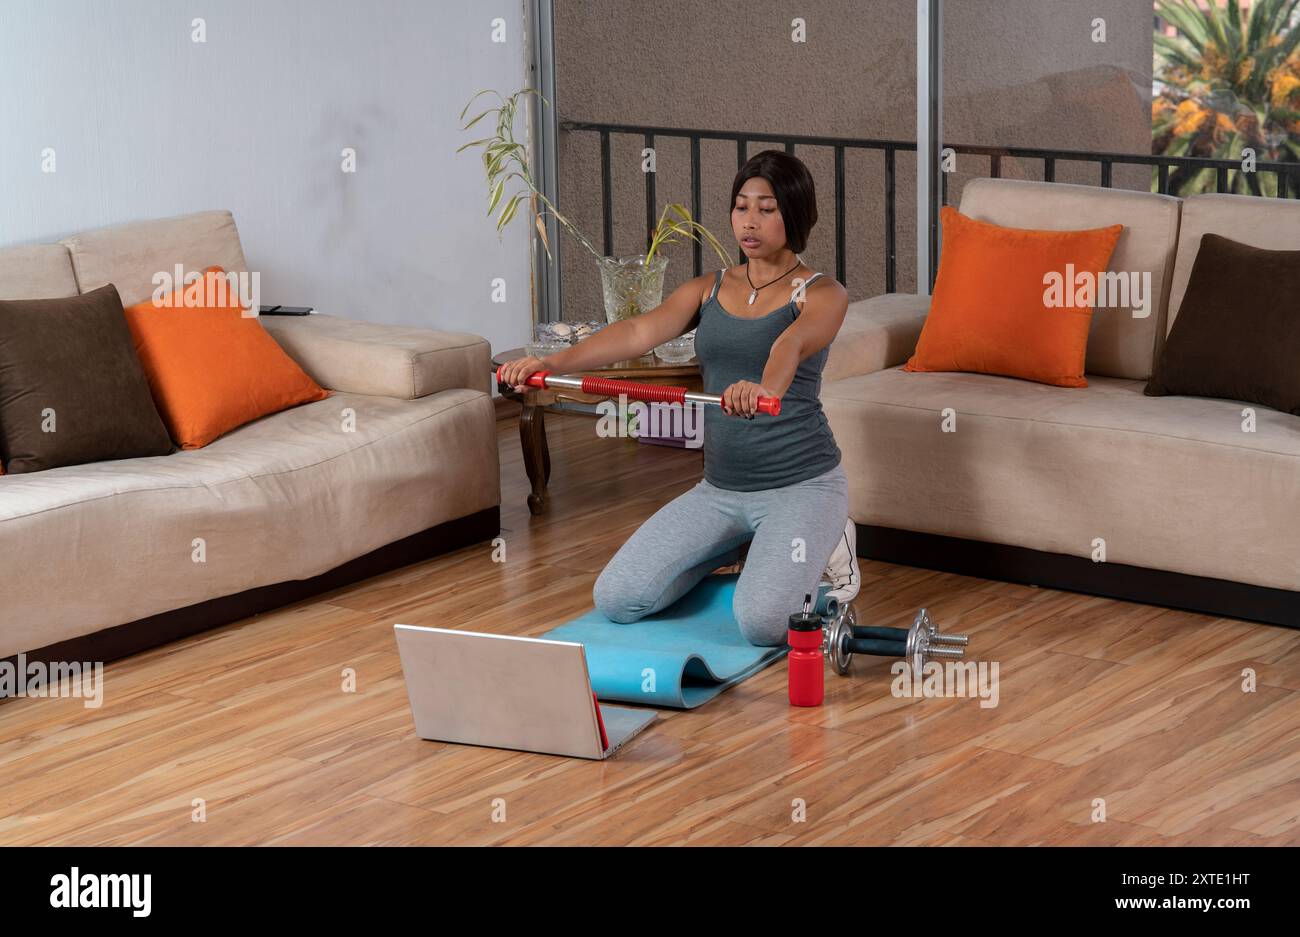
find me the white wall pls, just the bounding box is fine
[0,0,533,370]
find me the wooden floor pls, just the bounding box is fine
[2,409,1299,846]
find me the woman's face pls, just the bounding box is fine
[732,177,786,259]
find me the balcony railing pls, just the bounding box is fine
[560,119,1299,294]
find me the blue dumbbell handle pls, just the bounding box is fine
[843,638,907,657]
[852,625,909,642]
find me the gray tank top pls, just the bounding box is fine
[693,267,842,491]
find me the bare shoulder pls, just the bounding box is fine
[806,271,845,297]
[653,269,725,320]
[796,273,848,314]
[692,267,729,309]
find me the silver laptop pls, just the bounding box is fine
[393,624,657,760]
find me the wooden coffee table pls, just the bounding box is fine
[491,347,702,515]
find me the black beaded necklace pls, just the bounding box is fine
[744,259,802,305]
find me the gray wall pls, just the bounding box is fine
[553,0,1152,319]
[0,0,532,363]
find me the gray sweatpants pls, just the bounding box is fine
[593,462,849,647]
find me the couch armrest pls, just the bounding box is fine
[260,313,491,398]
[822,293,930,384]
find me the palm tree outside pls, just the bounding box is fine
[1152,0,1300,195]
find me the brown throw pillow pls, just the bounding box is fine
[1145,233,1300,414]
[0,283,175,473]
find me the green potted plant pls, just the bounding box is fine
[598,204,731,324]
[1153,0,1300,196]
[458,87,731,324]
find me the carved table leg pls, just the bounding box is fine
[539,408,551,485]
[519,402,549,515]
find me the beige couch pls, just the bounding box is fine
[822,178,1300,625]
[0,210,500,660]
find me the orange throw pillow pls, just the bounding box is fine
[123,267,328,449]
[903,206,1124,388]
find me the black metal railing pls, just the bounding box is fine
[560,119,1300,293]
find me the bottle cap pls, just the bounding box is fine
[788,592,822,632]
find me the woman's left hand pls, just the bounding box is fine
[721,380,778,419]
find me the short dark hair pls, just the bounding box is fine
[729,150,818,254]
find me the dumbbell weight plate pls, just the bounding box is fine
[824,603,855,675]
[914,607,932,639]
[906,611,928,677]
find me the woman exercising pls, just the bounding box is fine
[499,150,858,647]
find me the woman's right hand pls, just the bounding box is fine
[498,355,549,393]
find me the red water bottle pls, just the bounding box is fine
[787,593,824,707]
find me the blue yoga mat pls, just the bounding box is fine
[542,574,834,709]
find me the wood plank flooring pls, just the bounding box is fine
[1,408,1297,845]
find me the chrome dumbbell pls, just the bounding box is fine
[823,605,969,676]
[912,607,970,648]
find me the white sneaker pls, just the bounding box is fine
[822,518,860,605]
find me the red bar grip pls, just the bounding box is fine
[579,375,686,404]
[495,363,551,388]
[496,365,780,415]
[581,376,779,415]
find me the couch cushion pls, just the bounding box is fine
[1166,193,1300,341]
[958,178,1182,381]
[60,210,248,307]
[260,313,492,398]
[0,244,79,300]
[823,293,930,384]
[904,205,1122,387]
[0,284,174,473]
[1146,233,1300,415]
[124,269,329,449]
[0,387,499,657]
[823,366,1300,592]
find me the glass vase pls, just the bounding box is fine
[598,254,669,324]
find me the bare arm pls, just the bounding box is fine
[535,273,713,373]
[760,279,849,396]
[721,278,850,417]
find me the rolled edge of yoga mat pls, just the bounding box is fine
[542,574,788,710]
